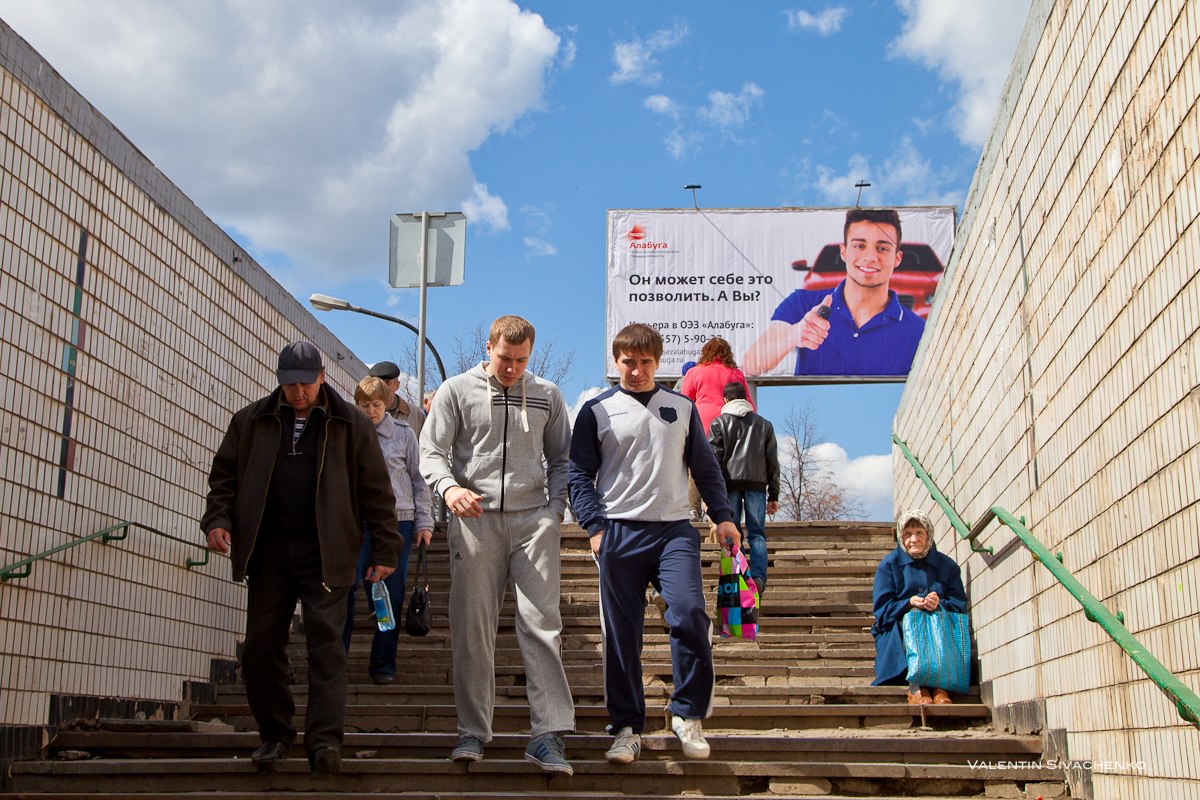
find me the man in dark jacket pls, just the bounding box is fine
[202,342,398,776]
[708,381,780,594]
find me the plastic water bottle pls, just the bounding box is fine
[371,580,395,632]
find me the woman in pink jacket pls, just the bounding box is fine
[680,337,754,434]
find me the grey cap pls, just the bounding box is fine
[277,342,324,384]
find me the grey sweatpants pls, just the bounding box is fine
[448,505,575,741]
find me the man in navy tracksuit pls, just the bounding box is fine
[568,323,741,765]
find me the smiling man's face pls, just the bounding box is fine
[841,219,903,290]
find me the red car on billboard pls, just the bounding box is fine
[792,242,945,319]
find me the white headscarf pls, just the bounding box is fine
[896,508,935,559]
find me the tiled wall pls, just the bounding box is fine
[0,21,366,736]
[894,0,1200,795]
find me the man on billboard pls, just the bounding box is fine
[742,208,925,377]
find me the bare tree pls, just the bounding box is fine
[776,402,865,521]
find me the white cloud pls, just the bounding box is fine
[699,82,765,133]
[784,7,849,36]
[609,22,688,85]
[519,202,557,257]
[808,137,964,207]
[808,442,894,520]
[647,82,761,161]
[556,25,578,69]
[0,0,558,282]
[523,237,557,257]
[462,182,510,232]
[644,94,678,117]
[664,129,703,161]
[892,0,1032,147]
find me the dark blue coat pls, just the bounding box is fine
[871,542,968,685]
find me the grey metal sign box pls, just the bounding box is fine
[389,212,467,288]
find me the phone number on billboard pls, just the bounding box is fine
[661,333,712,345]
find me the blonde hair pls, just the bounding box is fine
[489,315,536,347]
[354,376,391,404]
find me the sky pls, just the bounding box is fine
[1,0,1032,520]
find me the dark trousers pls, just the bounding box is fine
[597,519,714,733]
[341,521,414,677]
[243,535,349,756]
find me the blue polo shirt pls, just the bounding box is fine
[770,280,925,376]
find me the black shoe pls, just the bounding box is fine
[251,740,289,770]
[372,673,394,685]
[310,746,341,776]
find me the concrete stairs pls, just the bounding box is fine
[5,521,1069,798]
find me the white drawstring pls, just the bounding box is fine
[520,375,529,433]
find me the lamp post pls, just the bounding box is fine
[308,293,448,391]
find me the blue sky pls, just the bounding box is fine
[1,0,1031,518]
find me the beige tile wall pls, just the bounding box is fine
[0,37,365,728]
[895,0,1200,792]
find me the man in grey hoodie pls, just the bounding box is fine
[708,381,780,594]
[419,315,575,775]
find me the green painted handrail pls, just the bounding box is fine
[893,434,1200,729]
[1,521,211,582]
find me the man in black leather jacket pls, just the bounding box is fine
[708,381,780,594]
[203,342,398,776]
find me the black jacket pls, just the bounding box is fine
[708,403,780,501]
[201,383,398,586]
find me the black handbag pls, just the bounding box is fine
[405,543,432,636]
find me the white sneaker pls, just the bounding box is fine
[670,715,710,759]
[605,726,641,765]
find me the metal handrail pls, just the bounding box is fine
[1,521,211,582]
[894,434,1200,729]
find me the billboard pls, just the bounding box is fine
[605,206,955,383]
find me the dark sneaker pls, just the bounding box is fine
[372,673,394,685]
[310,746,341,776]
[250,740,289,770]
[524,733,573,776]
[605,726,641,765]
[450,735,485,762]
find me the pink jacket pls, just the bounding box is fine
[680,362,754,433]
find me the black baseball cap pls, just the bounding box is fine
[367,361,401,381]
[277,342,324,384]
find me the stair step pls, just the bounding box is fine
[212,683,978,705]
[46,730,1039,762]
[9,756,1058,796]
[0,795,1046,800]
[190,702,992,734]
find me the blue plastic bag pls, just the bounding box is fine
[901,608,970,693]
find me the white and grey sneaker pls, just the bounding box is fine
[670,715,710,759]
[605,726,641,765]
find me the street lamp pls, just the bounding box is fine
[308,293,448,386]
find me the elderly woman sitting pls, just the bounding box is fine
[871,508,968,704]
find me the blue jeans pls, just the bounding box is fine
[341,521,414,678]
[727,490,767,589]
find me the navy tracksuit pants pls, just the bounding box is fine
[596,519,714,733]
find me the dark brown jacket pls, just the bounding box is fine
[201,384,398,586]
